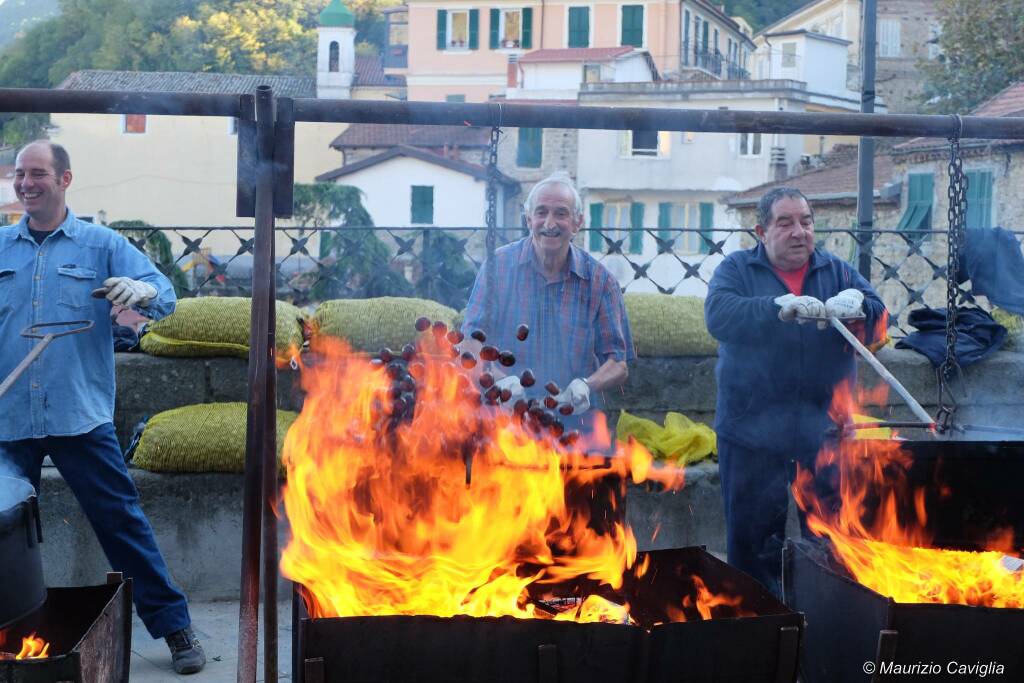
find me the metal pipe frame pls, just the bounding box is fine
[0,87,244,117]
[289,98,1024,139]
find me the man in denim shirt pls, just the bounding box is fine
[0,141,205,674]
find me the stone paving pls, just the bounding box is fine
[131,600,293,682]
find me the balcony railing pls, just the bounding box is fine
[681,43,749,80]
[113,225,1023,337]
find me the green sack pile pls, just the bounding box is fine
[140,297,306,359]
[992,307,1022,350]
[132,402,298,473]
[624,293,718,356]
[312,296,458,351]
[616,410,716,466]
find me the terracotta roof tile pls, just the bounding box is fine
[330,123,490,149]
[354,55,406,87]
[896,81,1024,152]
[316,145,518,188]
[726,152,896,206]
[58,70,316,99]
[518,47,634,64]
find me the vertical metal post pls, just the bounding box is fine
[259,86,280,683]
[237,84,276,683]
[856,0,878,280]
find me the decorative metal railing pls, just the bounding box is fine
[114,225,1023,335]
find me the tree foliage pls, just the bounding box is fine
[721,0,808,32]
[291,183,411,301]
[920,0,1024,113]
[0,0,393,143]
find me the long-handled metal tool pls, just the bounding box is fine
[0,320,94,400]
[824,316,935,426]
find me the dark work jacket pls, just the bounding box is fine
[704,244,887,454]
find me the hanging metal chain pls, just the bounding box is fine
[484,121,502,335]
[936,115,968,430]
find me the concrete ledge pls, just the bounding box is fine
[44,348,1019,599]
[39,464,727,600]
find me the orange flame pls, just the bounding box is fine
[280,333,686,623]
[794,380,1024,608]
[17,633,49,660]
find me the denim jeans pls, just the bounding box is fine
[1,422,191,638]
[717,436,823,598]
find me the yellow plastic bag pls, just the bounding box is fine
[616,410,716,466]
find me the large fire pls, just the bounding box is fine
[280,325,695,623]
[793,380,1024,608]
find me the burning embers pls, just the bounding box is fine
[792,381,1024,608]
[280,321,696,623]
[0,631,50,660]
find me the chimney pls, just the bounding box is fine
[770,146,788,182]
[507,55,519,88]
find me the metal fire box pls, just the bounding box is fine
[784,539,1024,683]
[294,546,802,683]
[0,573,132,683]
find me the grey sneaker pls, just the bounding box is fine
[165,626,206,675]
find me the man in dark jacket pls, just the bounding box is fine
[704,187,886,595]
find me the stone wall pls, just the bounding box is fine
[39,348,1024,598]
[874,0,940,113]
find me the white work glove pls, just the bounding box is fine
[825,288,864,319]
[494,374,525,407]
[554,378,591,415]
[101,277,158,308]
[774,294,826,324]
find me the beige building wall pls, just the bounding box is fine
[407,0,681,101]
[49,112,346,255]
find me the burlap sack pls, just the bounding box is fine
[624,293,718,356]
[992,307,1023,350]
[132,402,298,473]
[139,297,306,359]
[312,297,458,351]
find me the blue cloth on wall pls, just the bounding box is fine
[961,227,1024,315]
[895,307,1007,368]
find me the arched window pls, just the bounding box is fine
[329,41,340,72]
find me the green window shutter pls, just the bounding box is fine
[589,202,604,251]
[489,9,500,49]
[621,5,643,47]
[657,202,672,242]
[522,8,533,48]
[698,202,714,254]
[469,9,479,49]
[568,7,589,48]
[898,173,934,233]
[411,186,434,224]
[437,10,447,50]
[629,202,645,254]
[516,127,543,168]
[965,170,993,229]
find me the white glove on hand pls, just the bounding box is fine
[494,374,525,406]
[102,277,158,308]
[774,294,826,323]
[554,378,591,415]
[825,288,864,319]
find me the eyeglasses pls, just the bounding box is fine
[14,170,59,180]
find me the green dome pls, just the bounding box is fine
[319,0,355,27]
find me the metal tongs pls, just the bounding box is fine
[0,320,95,400]
[800,314,936,430]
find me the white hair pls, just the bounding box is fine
[523,172,583,217]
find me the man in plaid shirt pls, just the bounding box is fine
[462,172,634,432]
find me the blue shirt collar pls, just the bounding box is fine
[517,237,592,281]
[16,208,79,244]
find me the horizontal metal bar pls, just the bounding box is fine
[0,87,245,117]
[289,98,1024,140]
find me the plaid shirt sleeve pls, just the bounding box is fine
[594,275,635,364]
